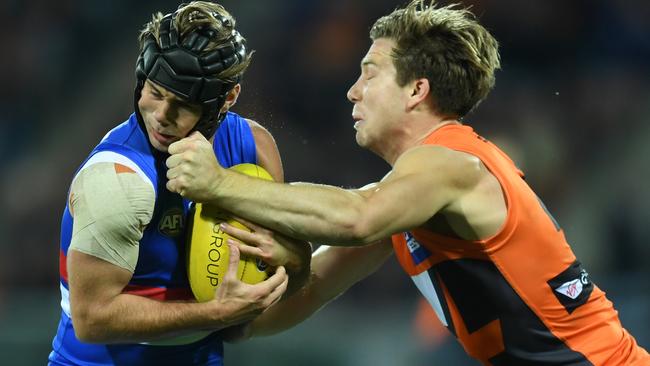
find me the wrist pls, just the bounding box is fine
[284,254,301,274]
[284,246,312,298]
[208,166,230,204]
[205,300,229,330]
[285,241,312,274]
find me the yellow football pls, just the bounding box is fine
[186,163,274,302]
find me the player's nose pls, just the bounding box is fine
[154,101,174,126]
[347,76,362,103]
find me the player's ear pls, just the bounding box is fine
[406,78,430,111]
[220,84,241,113]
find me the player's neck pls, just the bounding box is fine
[383,115,460,166]
[415,118,461,144]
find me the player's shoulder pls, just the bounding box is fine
[72,160,154,199]
[223,111,261,129]
[396,144,482,175]
[69,152,156,214]
[394,144,485,189]
[69,160,155,224]
[75,151,155,188]
[241,117,283,181]
[222,111,274,141]
[242,117,272,136]
[241,117,278,149]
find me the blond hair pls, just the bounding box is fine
[370,0,500,117]
[139,1,252,82]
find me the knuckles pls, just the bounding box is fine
[259,237,274,247]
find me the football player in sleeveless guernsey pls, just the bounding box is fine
[48,3,311,366]
[166,0,649,365]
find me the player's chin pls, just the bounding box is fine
[148,136,170,153]
[355,132,368,148]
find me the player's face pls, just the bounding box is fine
[347,38,410,152]
[138,80,202,153]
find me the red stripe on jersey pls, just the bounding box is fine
[122,285,195,301]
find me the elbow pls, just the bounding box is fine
[72,318,100,343]
[74,326,99,344]
[71,307,108,343]
[347,220,376,245]
[335,207,376,245]
[73,323,98,344]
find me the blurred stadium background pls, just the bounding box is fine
[1,0,649,365]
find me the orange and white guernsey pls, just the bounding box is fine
[392,124,649,365]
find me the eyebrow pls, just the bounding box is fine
[361,60,377,68]
[147,81,164,95]
[146,81,193,105]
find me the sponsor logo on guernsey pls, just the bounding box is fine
[405,232,431,265]
[548,262,593,314]
[555,278,584,299]
[159,208,184,237]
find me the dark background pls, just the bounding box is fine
[1,1,648,365]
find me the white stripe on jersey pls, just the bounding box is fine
[411,271,448,327]
[74,151,154,190]
[60,283,71,317]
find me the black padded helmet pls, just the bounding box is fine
[134,9,248,140]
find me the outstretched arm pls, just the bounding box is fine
[218,231,394,339]
[167,135,478,245]
[249,240,393,337]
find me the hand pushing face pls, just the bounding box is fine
[139,80,202,152]
[165,131,224,201]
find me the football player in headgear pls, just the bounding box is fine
[49,2,310,365]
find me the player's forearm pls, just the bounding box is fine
[248,274,329,337]
[249,242,393,337]
[72,293,224,344]
[248,271,369,338]
[212,172,370,245]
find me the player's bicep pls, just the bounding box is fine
[355,146,476,241]
[248,119,284,182]
[68,162,155,272]
[68,249,134,304]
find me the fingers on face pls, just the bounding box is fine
[168,138,199,159]
[189,131,207,141]
[167,139,185,155]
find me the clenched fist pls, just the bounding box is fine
[166,131,224,202]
